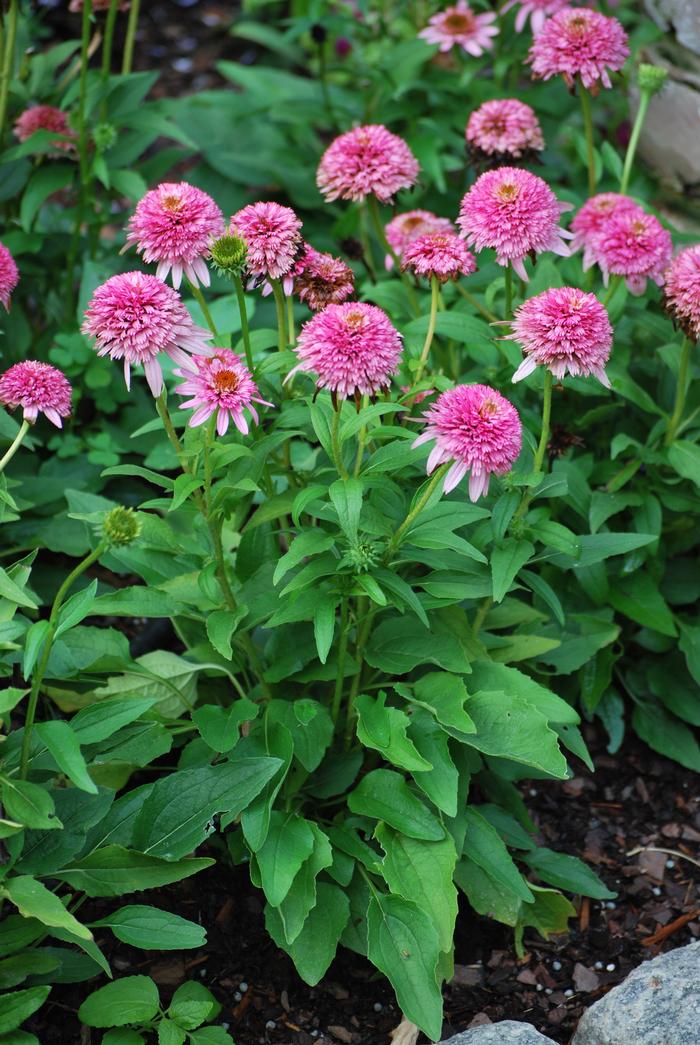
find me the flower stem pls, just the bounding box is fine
[65,0,93,318]
[513,369,553,523]
[271,280,288,354]
[121,0,141,75]
[0,418,29,474]
[455,282,498,323]
[20,541,107,779]
[286,292,296,346]
[602,274,622,308]
[620,89,651,195]
[189,281,219,339]
[358,201,378,283]
[344,595,372,747]
[664,336,694,446]
[504,262,513,320]
[233,274,254,372]
[0,0,18,144]
[354,394,370,477]
[331,598,349,725]
[367,195,420,315]
[331,403,349,479]
[413,275,440,386]
[100,0,121,118]
[386,462,450,558]
[579,84,597,196]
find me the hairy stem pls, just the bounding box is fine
[121,0,141,74]
[271,280,288,354]
[0,419,29,474]
[504,261,513,320]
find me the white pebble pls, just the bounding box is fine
[594,961,603,970]
[545,988,553,995]
[552,960,562,971]
[265,1020,276,1030]
[606,901,617,909]
[606,963,616,971]
[239,982,249,992]
[199,969,206,977]
[564,989,574,998]
[536,983,543,991]
[652,886,662,896]
[234,992,242,1002]
[666,859,675,868]
[529,788,538,796]
[373,1003,383,1012]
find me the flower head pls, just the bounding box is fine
[528,7,629,92]
[289,302,402,400]
[0,361,72,427]
[413,384,522,501]
[209,233,248,279]
[125,181,225,289]
[663,245,700,342]
[13,105,76,151]
[594,209,673,295]
[419,2,498,56]
[402,232,477,283]
[316,125,419,204]
[0,242,19,311]
[508,287,612,386]
[457,166,572,281]
[466,99,544,160]
[293,244,355,310]
[570,193,641,270]
[103,506,140,547]
[501,0,569,34]
[230,202,302,288]
[174,349,272,437]
[385,210,454,270]
[82,271,212,396]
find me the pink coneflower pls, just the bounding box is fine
[174,349,272,437]
[125,182,225,289]
[230,202,302,292]
[663,245,700,341]
[570,193,641,270]
[466,99,544,160]
[13,105,76,151]
[402,232,477,283]
[419,2,498,56]
[501,0,569,34]
[82,272,212,397]
[385,210,454,270]
[457,166,572,281]
[293,244,355,311]
[593,209,673,295]
[0,361,72,428]
[528,7,629,92]
[0,242,19,312]
[288,302,402,400]
[413,384,522,501]
[316,125,419,204]
[508,287,612,386]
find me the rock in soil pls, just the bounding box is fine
[440,1021,556,1044]
[571,941,700,1045]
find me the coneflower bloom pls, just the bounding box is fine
[402,232,477,283]
[593,209,673,295]
[288,302,402,400]
[528,7,629,92]
[385,210,454,270]
[457,166,572,281]
[125,181,225,289]
[508,287,613,386]
[501,0,569,34]
[230,202,302,293]
[13,105,76,151]
[0,361,72,427]
[413,384,522,500]
[82,272,212,397]
[174,349,272,436]
[293,244,355,310]
[466,99,544,161]
[0,242,19,311]
[570,193,641,270]
[418,2,498,56]
[663,245,700,341]
[316,125,419,204]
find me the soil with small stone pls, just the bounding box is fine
[28,724,700,1045]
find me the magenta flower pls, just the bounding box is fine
[316,125,419,204]
[419,2,498,56]
[413,384,522,501]
[508,287,612,386]
[664,245,700,342]
[501,0,569,34]
[466,99,544,160]
[125,182,224,290]
[385,210,454,270]
[288,302,403,400]
[594,209,673,295]
[13,105,76,151]
[570,193,641,271]
[174,349,272,437]
[528,7,629,92]
[457,166,572,281]
[82,272,212,397]
[0,361,72,427]
[402,232,477,283]
[293,244,355,311]
[0,242,19,312]
[230,202,302,292]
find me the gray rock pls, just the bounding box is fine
[440,1022,555,1044]
[572,942,700,1045]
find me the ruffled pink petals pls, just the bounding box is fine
[466,98,545,159]
[419,2,498,56]
[174,349,271,436]
[230,202,302,282]
[663,245,700,341]
[317,125,419,204]
[0,242,19,312]
[402,232,477,283]
[528,7,629,93]
[0,361,72,427]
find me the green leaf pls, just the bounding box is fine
[491,540,534,604]
[668,441,700,488]
[402,671,476,734]
[366,618,470,674]
[467,662,579,725]
[0,566,38,610]
[2,877,91,940]
[205,609,245,661]
[0,688,27,715]
[356,692,432,772]
[0,987,50,1035]
[265,882,349,986]
[102,1032,146,1044]
[455,854,521,927]
[22,621,50,679]
[54,580,98,638]
[313,597,337,664]
[465,691,568,778]
[463,809,533,902]
[348,770,444,841]
[191,700,258,754]
[555,533,657,567]
[632,705,700,771]
[276,823,333,944]
[407,711,460,817]
[91,586,181,618]
[71,696,159,744]
[273,531,336,586]
[35,720,97,794]
[167,981,219,1030]
[329,478,364,543]
[256,812,315,907]
[1,781,61,831]
[267,700,333,774]
[609,571,677,637]
[679,622,700,686]
[366,893,443,1041]
[78,976,160,1028]
[524,848,615,899]
[514,885,575,957]
[170,474,204,511]
[186,1028,234,1045]
[55,846,214,897]
[20,166,74,230]
[157,1019,186,1045]
[91,906,206,950]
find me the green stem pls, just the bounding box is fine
[620,90,651,195]
[358,201,377,283]
[353,395,370,477]
[386,462,450,558]
[413,275,440,386]
[455,282,498,323]
[0,418,29,474]
[286,292,295,346]
[271,280,288,354]
[331,598,349,725]
[233,274,254,372]
[65,0,93,317]
[367,196,420,315]
[0,0,18,145]
[331,404,349,479]
[155,392,190,475]
[100,0,121,119]
[664,336,694,446]
[513,370,553,523]
[121,0,141,74]
[344,595,371,747]
[504,262,513,321]
[472,596,492,637]
[20,542,107,779]
[602,274,622,308]
[579,84,597,196]
[189,281,219,339]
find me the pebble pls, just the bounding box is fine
[233,992,242,1002]
[564,989,574,998]
[605,901,617,909]
[651,886,662,896]
[594,962,604,970]
[665,858,675,868]
[373,1003,383,1012]
[239,982,248,992]
[265,1020,276,1030]
[552,960,562,971]
[606,963,616,971]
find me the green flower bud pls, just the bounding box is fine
[210,234,248,279]
[103,506,140,547]
[638,63,668,95]
[93,122,117,153]
[347,540,380,573]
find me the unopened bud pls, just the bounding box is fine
[103,506,140,547]
[93,122,117,153]
[210,234,248,280]
[638,63,668,95]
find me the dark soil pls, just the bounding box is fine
[29,725,700,1045]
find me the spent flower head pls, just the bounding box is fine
[316,124,419,204]
[103,506,141,547]
[293,244,355,311]
[663,245,700,342]
[385,210,454,269]
[0,361,72,428]
[14,105,76,151]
